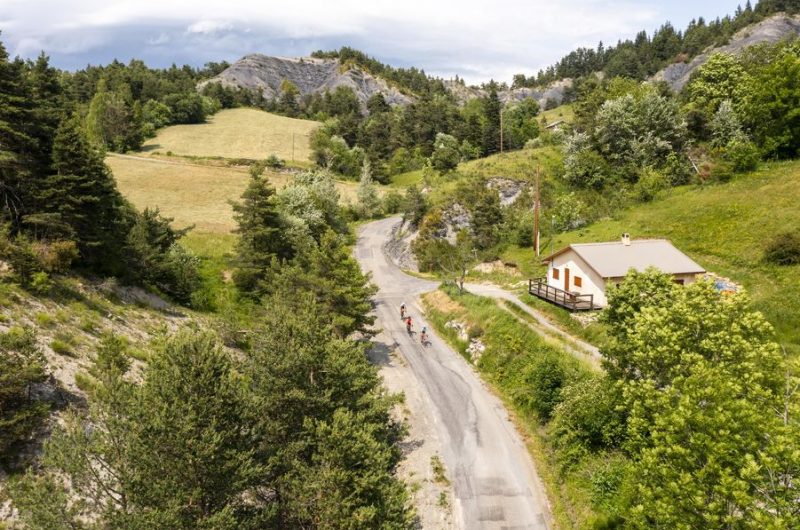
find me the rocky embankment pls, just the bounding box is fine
[200,54,413,108]
[653,13,800,91]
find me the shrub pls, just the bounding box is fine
[74,372,98,393]
[382,190,404,215]
[662,152,693,185]
[724,137,760,173]
[764,231,800,266]
[265,154,286,169]
[0,235,41,285]
[34,312,55,328]
[49,339,73,357]
[709,160,734,182]
[28,272,52,295]
[468,324,484,339]
[0,327,48,463]
[633,168,669,202]
[31,240,79,273]
[551,376,626,464]
[518,354,570,421]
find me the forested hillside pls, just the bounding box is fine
[1,0,800,528]
[395,10,800,527]
[0,35,414,527]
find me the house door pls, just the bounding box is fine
[564,267,570,291]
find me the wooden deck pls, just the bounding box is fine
[528,278,595,311]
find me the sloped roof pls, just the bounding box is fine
[542,239,705,279]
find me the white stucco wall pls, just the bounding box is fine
[546,249,704,308]
[547,251,608,307]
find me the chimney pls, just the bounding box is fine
[621,233,631,246]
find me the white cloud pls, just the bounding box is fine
[0,0,689,82]
[186,20,233,35]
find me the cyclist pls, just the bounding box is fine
[400,303,406,319]
[420,326,428,345]
[405,316,413,334]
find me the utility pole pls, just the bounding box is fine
[534,164,541,257]
[292,133,295,162]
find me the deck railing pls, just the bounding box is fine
[528,277,595,311]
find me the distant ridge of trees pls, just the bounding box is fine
[511,0,800,88]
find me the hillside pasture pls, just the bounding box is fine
[108,154,358,234]
[140,108,319,162]
[548,161,800,356]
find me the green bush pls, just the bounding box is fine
[382,190,404,215]
[50,339,73,357]
[34,312,55,328]
[518,354,570,421]
[74,372,98,394]
[551,376,626,465]
[265,154,286,169]
[29,272,53,295]
[724,137,760,173]
[764,231,800,266]
[709,160,734,182]
[0,327,48,464]
[633,168,669,202]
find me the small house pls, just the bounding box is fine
[530,234,706,310]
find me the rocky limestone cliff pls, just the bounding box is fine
[444,78,573,109]
[200,54,413,107]
[653,13,800,92]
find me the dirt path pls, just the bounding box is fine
[357,217,552,530]
[464,283,602,368]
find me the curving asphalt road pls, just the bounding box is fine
[356,217,552,530]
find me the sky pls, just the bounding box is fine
[1,0,744,84]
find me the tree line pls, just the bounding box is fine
[512,0,798,88]
[0,39,200,302]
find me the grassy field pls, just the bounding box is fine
[540,161,800,356]
[108,155,358,234]
[540,103,575,125]
[140,108,319,162]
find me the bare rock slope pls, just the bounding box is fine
[201,54,413,107]
[653,13,800,91]
[445,78,573,108]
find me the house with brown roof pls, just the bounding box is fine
[530,234,706,310]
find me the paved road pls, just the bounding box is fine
[357,217,552,530]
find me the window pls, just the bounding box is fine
[573,276,582,287]
[673,278,685,285]
[552,268,560,280]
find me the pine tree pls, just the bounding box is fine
[124,329,262,527]
[0,41,38,226]
[26,52,63,176]
[482,81,502,155]
[43,114,130,272]
[231,171,290,294]
[10,329,265,528]
[0,327,48,466]
[245,293,411,528]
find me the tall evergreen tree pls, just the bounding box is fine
[482,82,502,155]
[231,170,290,295]
[26,52,64,176]
[42,114,130,272]
[0,41,38,226]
